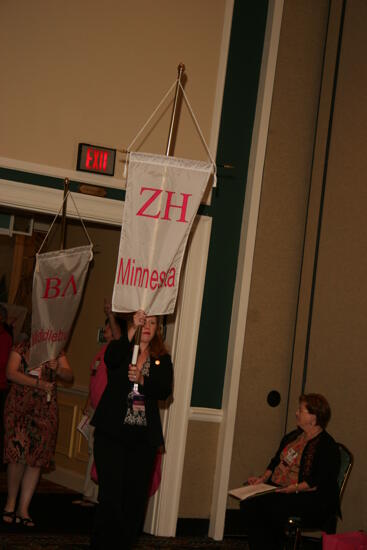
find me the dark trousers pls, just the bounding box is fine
[240,491,329,550]
[91,429,157,550]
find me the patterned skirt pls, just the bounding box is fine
[3,382,58,468]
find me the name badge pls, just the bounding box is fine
[284,447,298,465]
[132,391,145,413]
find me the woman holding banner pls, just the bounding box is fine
[2,340,73,527]
[91,310,173,550]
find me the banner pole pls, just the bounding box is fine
[165,63,185,156]
[60,178,70,250]
[132,63,185,364]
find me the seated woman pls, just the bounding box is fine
[241,393,340,550]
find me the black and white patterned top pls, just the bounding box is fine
[124,358,150,426]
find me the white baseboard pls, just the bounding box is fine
[189,407,223,423]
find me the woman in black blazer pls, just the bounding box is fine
[91,311,173,549]
[240,393,340,550]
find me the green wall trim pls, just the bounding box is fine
[0,167,125,201]
[0,167,213,216]
[191,0,269,409]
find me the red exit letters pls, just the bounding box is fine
[86,148,107,172]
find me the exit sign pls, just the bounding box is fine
[77,143,116,176]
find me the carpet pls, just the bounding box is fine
[0,473,320,549]
[0,533,249,549]
[0,494,94,536]
[1,478,249,548]
[0,497,249,548]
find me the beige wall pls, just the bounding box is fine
[228,0,367,533]
[177,0,345,522]
[297,0,367,531]
[179,421,219,518]
[0,0,226,170]
[229,0,330,506]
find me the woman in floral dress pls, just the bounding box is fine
[2,340,73,527]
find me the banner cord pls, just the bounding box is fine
[37,191,93,255]
[68,192,94,247]
[126,81,178,152]
[37,193,69,255]
[178,81,217,185]
[125,78,216,185]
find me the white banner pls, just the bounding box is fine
[29,244,93,368]
[112,152,212,315]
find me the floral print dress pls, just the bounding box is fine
[3,342,58,469]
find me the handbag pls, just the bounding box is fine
[323,531,367,550]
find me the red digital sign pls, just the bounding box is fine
[77,143,116,176]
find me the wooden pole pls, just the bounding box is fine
[165,63,185,156]
[59,178,70,250]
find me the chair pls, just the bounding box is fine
[285,442,353,550]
